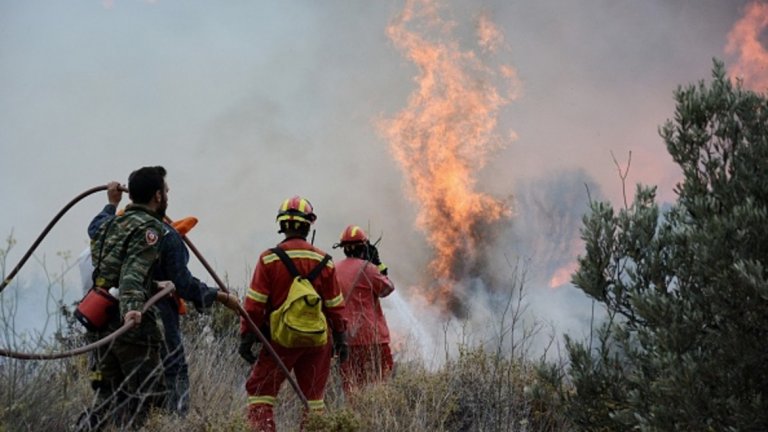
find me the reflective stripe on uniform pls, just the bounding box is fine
[307,399,325,411]
[324,293,344,308]
[262,250,334,268]
[246,288,268,303]
[89,370,102,382]
[248,395,276,406]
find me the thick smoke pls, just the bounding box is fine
[0,0,759,360]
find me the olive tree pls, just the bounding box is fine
[567,60,768,431]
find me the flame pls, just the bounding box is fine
[548,261,579,289]
[379,0,520,311]
[726,1,768,91]
[477,13,504,53]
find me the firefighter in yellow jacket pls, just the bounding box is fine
[238,196,348,431]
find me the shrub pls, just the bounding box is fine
[568,60,768,430]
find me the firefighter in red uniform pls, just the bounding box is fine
[333,225,395,396]
[239,196,348,432]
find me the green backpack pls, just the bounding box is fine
[269,247,330,348]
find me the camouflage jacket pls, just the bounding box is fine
[90,204,165,345]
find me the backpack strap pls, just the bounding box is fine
[93,217,156,287]
[306,254,331,282]
[92,217,119,284]
[271,247,331,282]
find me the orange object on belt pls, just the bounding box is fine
[173,294,188,315]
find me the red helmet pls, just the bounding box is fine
[339,225,368,245]
[276,196,317,224]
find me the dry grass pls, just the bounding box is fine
[1,308,572,432]
[0,241,572,431]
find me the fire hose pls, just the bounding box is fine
[0,184,309,409]
[0,283,175,360]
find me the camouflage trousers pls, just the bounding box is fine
[80,339,167,430]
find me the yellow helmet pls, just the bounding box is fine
[276,196,317,225]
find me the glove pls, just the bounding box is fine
[238,333,260,364]
[333,331,349,363]
[367,244,387,275]
[377,263,388,276]
[367,244,381,266]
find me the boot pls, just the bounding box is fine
[247,404,276,432]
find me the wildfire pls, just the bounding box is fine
[726,1,768,91]
[379,0,521,312]
[548,261,579,289]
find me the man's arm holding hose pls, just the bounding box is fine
[88,181,123,239]
[160,227,238,311]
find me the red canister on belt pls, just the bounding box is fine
[75,287,119,331]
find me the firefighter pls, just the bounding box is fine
[77,166,171,430]
[86,181,240,416]
[333,225,395,396]
[239,196,348,432]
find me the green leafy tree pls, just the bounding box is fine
[566,60,768,431]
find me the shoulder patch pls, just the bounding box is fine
[145,228,159,245]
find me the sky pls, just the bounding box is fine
[0,0,761,362]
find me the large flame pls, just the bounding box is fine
[726,1,768,91]
[379,0,520,312]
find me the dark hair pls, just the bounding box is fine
[279,220,310,238]
[343,243,367,259]
[128,166,167,204]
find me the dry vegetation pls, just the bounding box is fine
[0,240,573,431]
[0,308,573,431]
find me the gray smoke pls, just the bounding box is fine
[0,0,754,356]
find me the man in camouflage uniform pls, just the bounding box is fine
[87,182,240,416]
[82,166,171,430]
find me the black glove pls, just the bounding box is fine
[333,331,349,363]
[367,244,381,266]
[238,333,260,365]
[367,244,388,275]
